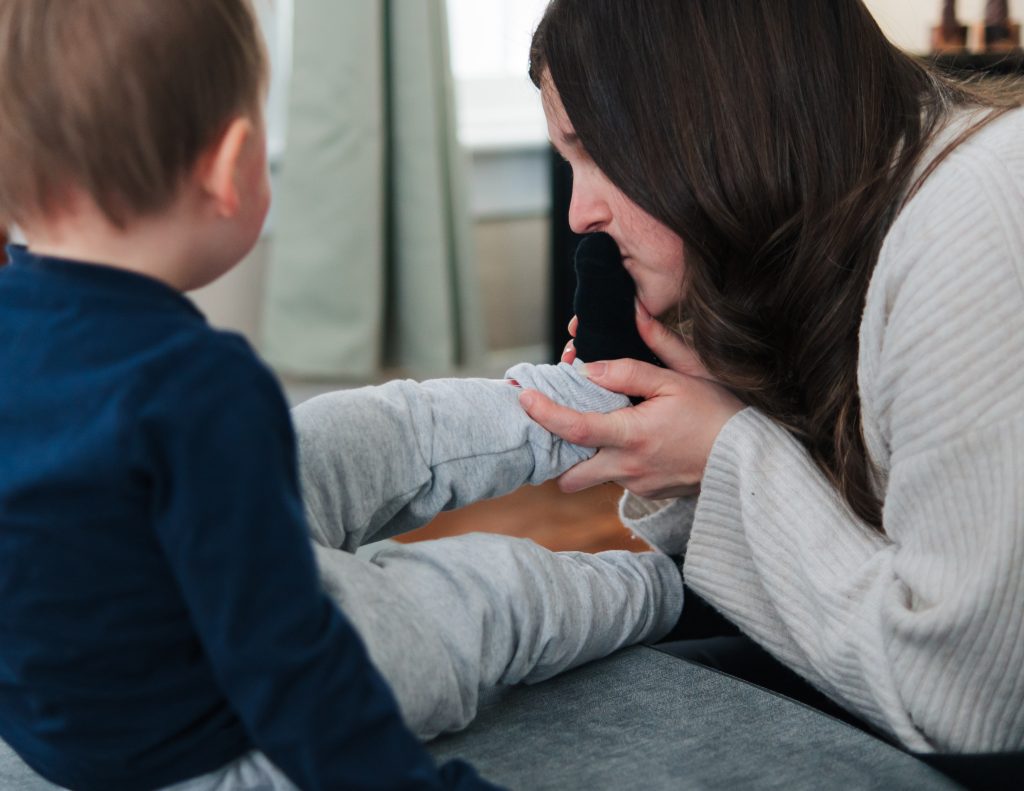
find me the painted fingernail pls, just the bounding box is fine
[563,340,574,354]
[579,362,606,378]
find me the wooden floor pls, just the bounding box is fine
[394,481,650,554]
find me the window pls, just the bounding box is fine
[252,0,294,164]
[447,0,551,150]
[254,0,547,153]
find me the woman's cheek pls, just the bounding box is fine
[627,264,682,317]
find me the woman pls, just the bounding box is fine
[520,0,1024,754]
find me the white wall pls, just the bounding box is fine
[864,0,1024,53]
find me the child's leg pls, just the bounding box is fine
[0,738,64,790]
[157,751,297,790]
[0,540,678,786]
[294,365,682,739]
[0,727,298,790]
[311,533,683,740]
[292,363,628,552]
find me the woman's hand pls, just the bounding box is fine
[521,303,744,499]
[560,315,579,364]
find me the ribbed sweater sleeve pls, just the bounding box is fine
[624,108,1024,753]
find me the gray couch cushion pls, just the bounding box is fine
[428,646,962,790]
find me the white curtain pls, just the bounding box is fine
[262,0,483,378]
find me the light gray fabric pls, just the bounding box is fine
[296,362,628,550]
[0,362,681,787]
[428,646,962,790]
[0,742,62,791]
[261,0,482,377]
[294,363,682,738]
[0,745,299,786]
[315,536,680,740]
[158,752,297,791]
[619,107,1024,753]
[0,747,297,791]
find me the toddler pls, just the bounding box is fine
[0,2,682,789]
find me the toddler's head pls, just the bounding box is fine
[0,0,269,289]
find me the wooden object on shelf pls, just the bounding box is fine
[986,0,1009,25]
[932,0,968,54]
[978,22,1021,52]
[979,0,1020,53]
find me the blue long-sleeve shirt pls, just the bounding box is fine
[0,246,494,791]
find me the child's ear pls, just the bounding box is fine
[198,117,253,218]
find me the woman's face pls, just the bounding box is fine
[541,77,685,318]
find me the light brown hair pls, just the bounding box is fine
[531,0,1022,530]
[0,0,266,229]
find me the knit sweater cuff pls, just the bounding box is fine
[688,406,869,558]
[693,406,759,511]
[685,406,884,630]
[619,492,698,556]
[688,407,780,583]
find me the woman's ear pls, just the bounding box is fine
[197,117,253,218]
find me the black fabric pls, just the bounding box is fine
[663,582,743,640]
[549,151,584,363]
[571,233,662,402]
[914,752,1024,791]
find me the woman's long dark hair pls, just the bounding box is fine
[531,0,1021,529]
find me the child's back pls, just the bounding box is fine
[0,2,493,788]
[0,247,292,785]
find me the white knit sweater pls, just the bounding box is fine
[622,106,1024,754]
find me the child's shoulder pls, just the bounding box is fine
[137,321,290,428]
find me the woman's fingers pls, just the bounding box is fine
[519,360,744,499]
[579,358,677,401]
[518,389,629,449]
[555,446,645,493]
[518,390,633,493]
[635,300,714,380]
[557,448,698,497]
[558,315,580,363]
[561,339,577,364]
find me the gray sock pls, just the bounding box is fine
[504,359,631,414]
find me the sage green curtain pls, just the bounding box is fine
[262,0,483,378]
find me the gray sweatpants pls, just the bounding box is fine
[297,362,683,739]
[0,363,683,789]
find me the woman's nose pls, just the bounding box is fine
[568,181,612,235]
